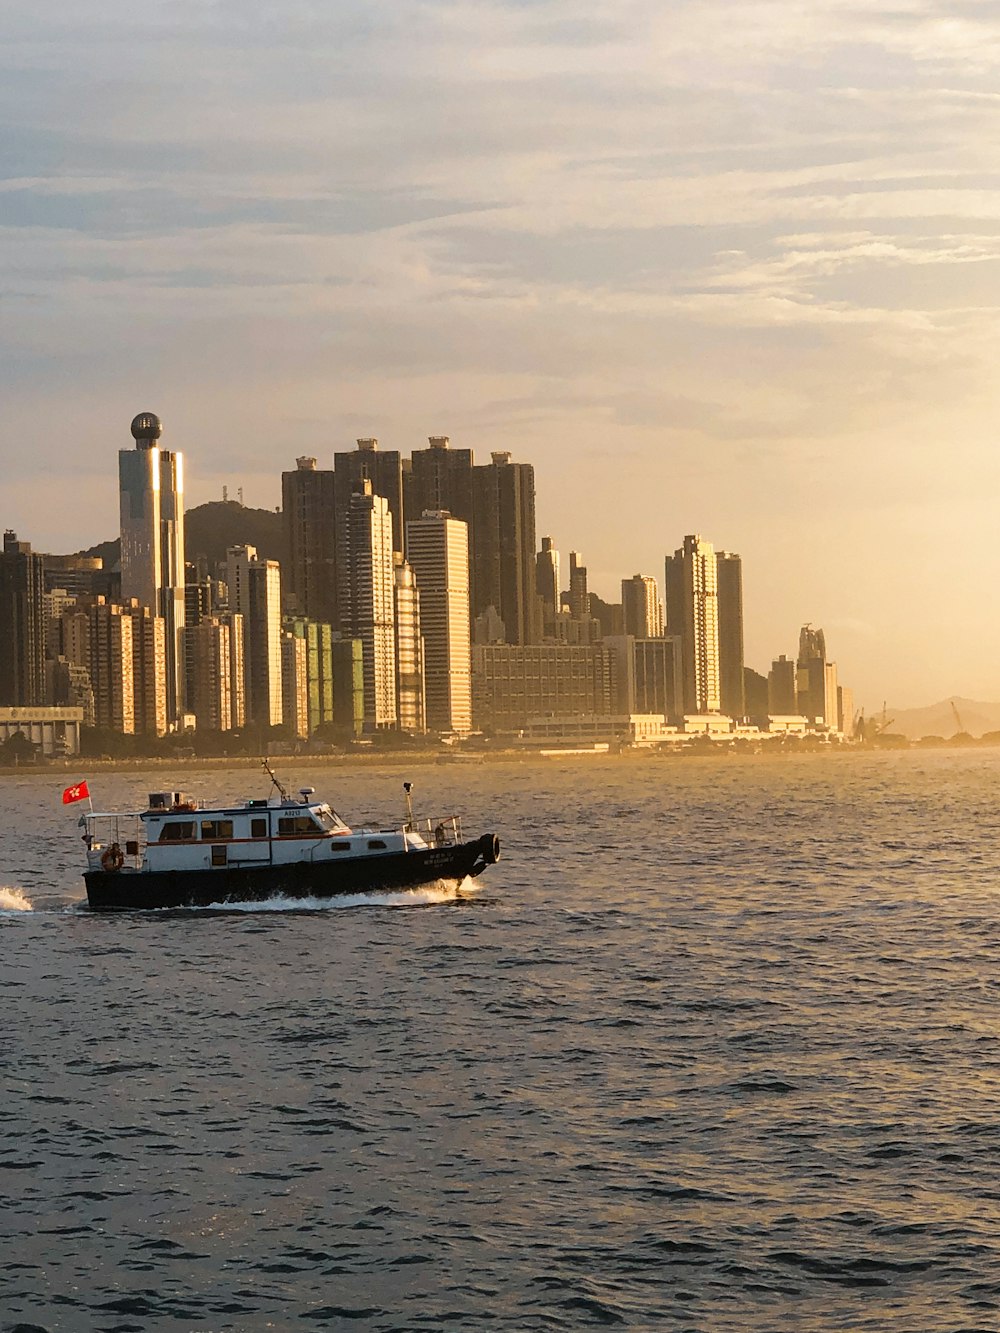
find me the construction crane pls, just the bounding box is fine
[858,702,895,743]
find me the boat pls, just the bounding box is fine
[78,769,499,912]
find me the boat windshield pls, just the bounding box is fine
[312,806,339,831]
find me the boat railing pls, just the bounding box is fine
[82,813,146,872]
[417,814,463,846]
[358,814,464,846]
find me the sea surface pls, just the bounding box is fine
[3,749,1000,1332]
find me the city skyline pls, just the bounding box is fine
[0,415,960,717]
[5,3,1000,707]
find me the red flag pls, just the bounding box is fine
[62,781,90,806]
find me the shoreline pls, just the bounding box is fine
[0,741,994,780]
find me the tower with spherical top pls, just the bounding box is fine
[119,412,187,727]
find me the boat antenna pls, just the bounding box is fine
[261,757,288,800]
[403,780,414,831]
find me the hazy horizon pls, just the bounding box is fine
[5,2,1000,709]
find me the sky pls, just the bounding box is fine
[4,0,1000,709]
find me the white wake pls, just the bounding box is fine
[183,877,476,913]
[0,887,33,912]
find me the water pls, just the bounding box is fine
[3,750,1000,1331]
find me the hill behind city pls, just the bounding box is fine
[884,697,1000,740]
[74,501,287,570]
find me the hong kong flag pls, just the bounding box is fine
[62,781,90,806]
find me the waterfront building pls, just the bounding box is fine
[393,555,426,734]
[717,552,745,720]
[0,531,45,707]
[405,512,471,734]
[664,535,720,714]
[621,574,663,639]
[282,457,337,624]
[339,481,397,729]
[0,706,83,758]
[118,412,186,725]
[603,635,683,721]
[227,545,283,730]
[472,643,614,733]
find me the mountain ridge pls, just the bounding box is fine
[884,697,1000,740]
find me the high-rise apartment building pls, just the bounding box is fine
[405,512,471,735]
[716,552,745,720]
[339,481,397,729]
[227,545,282,729]
[284,617,336,736]
[621,574,663,639]
[282,457,337,624]
[393,555,426,734]
[536,537,561,638]
[768,654,797,715]
[406,437,475,532]
[118,412,186,725]
[567,551,590,620]
[281,631,309,739]
[664,535,721,714]
[334,439,406,562]
[183,615,244,731]
[0,531,45,707]
[88,599,135,733]
[471,452,539,644]
[127,600,168,737]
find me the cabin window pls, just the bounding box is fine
[211,845,228,867]
[201,819,234,841]
[329,841,351,852]
[278,815,322,836]
[251,818,267,838]
[158,821,196,842]
[367,839,387,850]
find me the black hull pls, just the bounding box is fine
[83,834,500,912]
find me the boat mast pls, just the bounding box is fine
[261,757,288,801]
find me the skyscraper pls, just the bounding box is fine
[0,531,45,707]
[621,574,663,639]
[471,452,539,644]
[535,536,561,638]
[227,545,283,729]
[664,535,720,715]
[118,412,186,725]
[282,456,337,624]
[768,654,797,714]
[406,437,475,530]
[406,511,472,735]
[716,552,745,719]
[393,554,426,734]
[339,481,397,729]
[333,439,406,563]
